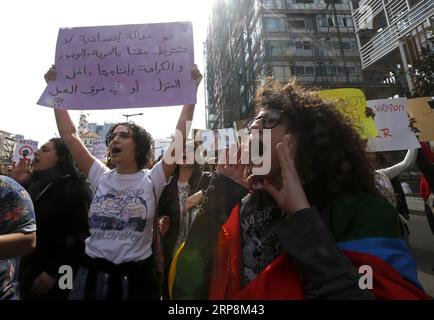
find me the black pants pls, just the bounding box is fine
[69,254,160,300]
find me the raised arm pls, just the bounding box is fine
[378,149,417,180]
[162,65,203,180]
[45,66,95,176]
[54,109,95,176]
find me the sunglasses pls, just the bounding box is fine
[242,110,285,133]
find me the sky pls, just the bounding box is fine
[0,0,216,145]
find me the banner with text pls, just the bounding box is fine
[366,98,419,152]
[38,22,195,110]
[318,88,377,139]
[13,139,38,164]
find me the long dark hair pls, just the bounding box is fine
[49,138,81,178]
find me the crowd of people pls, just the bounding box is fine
[1,64,433,301]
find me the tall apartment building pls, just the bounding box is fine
[205,0,393,129]
[351,0,434,90]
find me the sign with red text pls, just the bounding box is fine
[366,98,419,152]
[13,139,38,164]
[37,22,195,110]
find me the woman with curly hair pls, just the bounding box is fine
[171,79,428,300]
[45,64,203,300]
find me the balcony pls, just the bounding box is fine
[355,0,434,69]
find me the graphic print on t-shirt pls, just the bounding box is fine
[240,191,285,285]
[89,187,150,232]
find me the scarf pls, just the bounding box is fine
[27,167,67,201]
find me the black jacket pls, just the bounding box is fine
[158,169,211,298]
[19,176,91,299]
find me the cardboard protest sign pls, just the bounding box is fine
[13,139,38,164]
[318,88,377,139]
[407,97,434,141]
[366,98,419,152]
[38,22,195,110]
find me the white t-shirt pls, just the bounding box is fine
[85,160,166,264]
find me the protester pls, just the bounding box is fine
[373,149,417,243]
[45,64,202,299]
[158,142,211,299]
[11,138,91,300]
[416,141,434,235]
[0,175,36,300]
[171,78,428,300]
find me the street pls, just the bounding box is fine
[406,197,434,298]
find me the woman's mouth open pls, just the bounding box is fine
[111,147,122,155]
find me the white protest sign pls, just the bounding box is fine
[366,98,419,152]
[200,128,237,152]
[13,140,38,164]
[154,138,172,161]
[90,140,107,161]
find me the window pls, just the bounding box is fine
[290,65,316,76]
[305,65,315,75]
[294,41,303,49]
[318,17,330,28]
[347,66,357,75]
[272,65,291,81]
[305,18,314,30]
[293,65,306,75]
[262,0,275,7]
[268,41,290,56]
[351,40,358,50]
[337,66,357,75]
[337,66,347,75]
[263,17,287,32]
[262,0,286,8]
[294,40,311,50]
[288,20,305,29]
[327,65,337,75]
[341,41,351,49]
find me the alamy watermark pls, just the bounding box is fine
[163,123,272,176]
[57,264,374,291]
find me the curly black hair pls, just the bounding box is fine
[105,122,153,170]
[254,78,377,207]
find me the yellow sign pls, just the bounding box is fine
[407,97,434,141]
[318,88,377,139]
